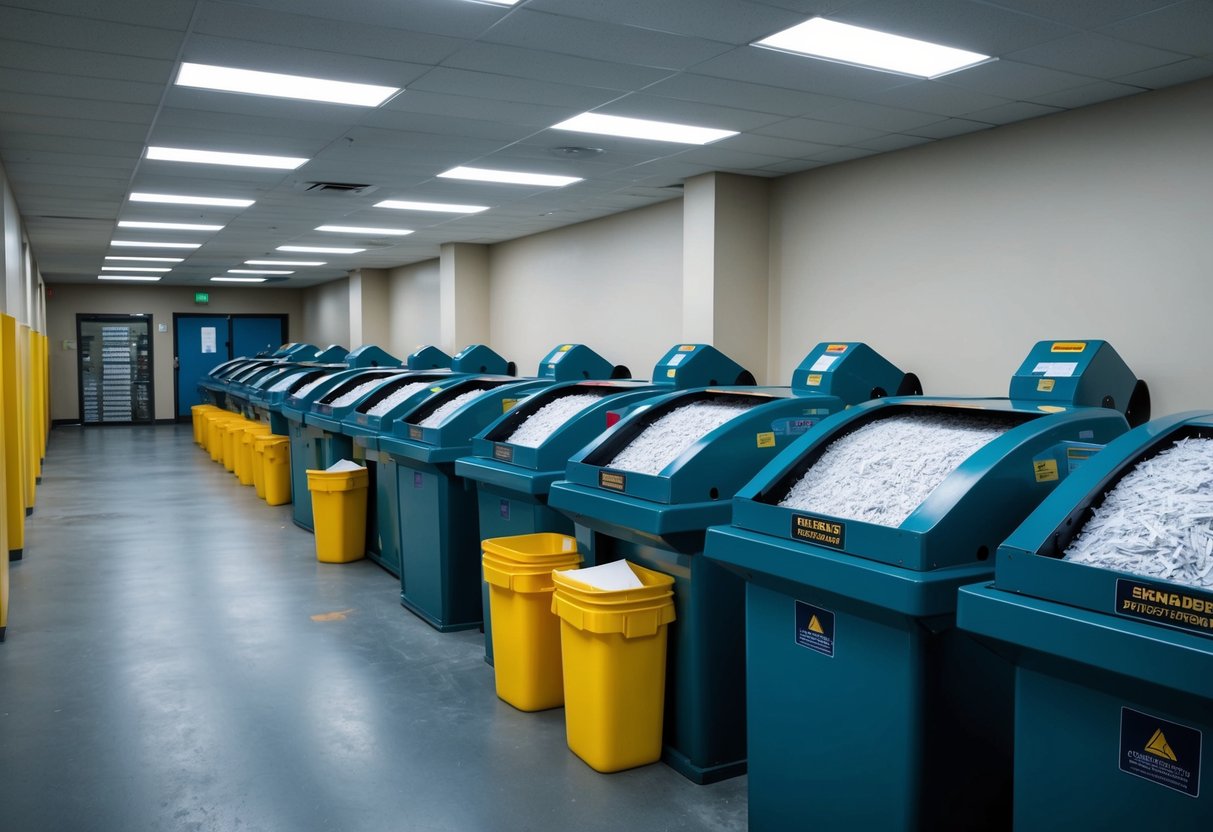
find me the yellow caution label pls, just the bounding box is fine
[807,373,822,386]
[756,431,776,448]
[678,345,695,352]
[1037,405,1066,413]
[1051,341,1087,353]
[826,344,848,353]
[1037,378,1055,392]
[559,344,572,351]
[666,368,677,378]
[429,386,442,393]
[807,615,825,635]
[502,398,519,413]
[1146,729,1178,762]
[1033,459,1059,482]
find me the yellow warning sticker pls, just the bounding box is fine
[1146,729,1178,762]
[678,345,695,352]
[429,386,442,393]
[1037,378,1055,393]
[807,615,825,634]
[756,431,776,448]
[1051,341,1087,353]
[1037,405,1066,413]
[1033,459,1059,482]
[807,373,822,386]
[666,368,677,378]
[825,344,848,353]
[559,344,572,351]
[502,398,519,413]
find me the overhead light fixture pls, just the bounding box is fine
[752,18,992,79]
[228,269,293,275]
[315,225,413,236]
[111,240,201,249]
[552,112,737,145]
[118,220,224,231]
[277,245,365,254]
[374,199,489,214]
[211,276,267,283]
[101,266,170,272]
[437,166,581,187]
[147,146,308,170]
[130,192,254,208]
[473,0,522,6]
[105,256,184,263]
[175,62,400,107]
[245,259,326,266]
[98,275,161,282]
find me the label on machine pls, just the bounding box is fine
[795,600,835,657]
[599,470,626,492]
[409,426,423,440]
[494,444,514,463]
[791,513,846,549]
[1114,578,1213,640]
[1119,707,1201,797]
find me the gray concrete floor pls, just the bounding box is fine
[0,424,747,831]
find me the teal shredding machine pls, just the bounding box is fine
[198,341,322,409]
[227,345,349,421]
[702,340,1148,830]
[335,345,510,576]
[547,342,919,784]
[280,344,401,529]
[957,409,1212,829]
[457,343,760,664]
[242,345,352,433]
[379,344,623,632]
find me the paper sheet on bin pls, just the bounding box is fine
[556,560,643,590]
[326,459,365,472]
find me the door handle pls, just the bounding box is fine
[173,356,180,370]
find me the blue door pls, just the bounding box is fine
[176,316,229,417]
[233,316,286,360]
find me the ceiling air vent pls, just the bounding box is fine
[294,181,379,196]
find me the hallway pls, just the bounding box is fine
[0,425,745,831]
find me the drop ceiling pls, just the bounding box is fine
[1,0,1211,288]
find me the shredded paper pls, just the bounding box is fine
[268,372,307,393]
[418,389,484,428]
[1065,437,1213,589]
[506,394,602,448]
[606,401,753,476]
[327,378,390,408]
[291,375,330,399]
[367,381,434,417]
[778,412,1010,527]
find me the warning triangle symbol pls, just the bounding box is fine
[808,615,825,635]
[1145,729,1178,762]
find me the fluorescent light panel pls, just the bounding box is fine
[130,192,254,207]
[315,225,413,236]
[98,275,161,282]
[753,18,991,79]
[245,260,326,266]
[147,146,308,170]
[105,256,184,262]
[437,166,581,188]
[228,269,293,275]
[552,113,737,145]
[101,266,169,272]
[211,276,266,283]
[111,240,200,249]
[176,62,399,107]
[374,199,489,214]
[118,220,223,231]
[277,245,365,254]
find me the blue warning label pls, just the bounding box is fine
[499,499,510,520]
[794,600,835,657]
[1120,707,1201,797]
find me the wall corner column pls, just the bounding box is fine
[439,243,490,353]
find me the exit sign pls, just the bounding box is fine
[194,291,209,304]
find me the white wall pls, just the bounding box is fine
[770,78,1213,414]
[301,278,350,351]
[387,260,441,360]
[489,200,683,378]
[45,284,304,421]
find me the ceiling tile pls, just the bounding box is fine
[1098,1,1213,56]
[980,0,1184,29]
[754,117,886,144]
[0,39,175,84]
[964,100,1065,124]
[1007,32,1189,76]
[856,80,1011,116]
[937,60,1095,99]
[0,113,150,142]
[595,94,789,131]
[691,46,904,97]
[804,145,879,163]
[906,118,995,139]
[407,67,620,110]
[0,0,196,29]
[480,9,734,70]
[718,132,837,157]
[383,89,579,128]
[155,107,354,143]
[833,0,1078,54]
[0,90,156,123]
[358,109,536,143]
[812,99,942,131]
[0,68,164,105]
[523,0,804,45]
[0,132,144,160]
[852,133,934,151]
[0,6,185,58]
[641,73,844,117]
[441,42,674,92]
[758,158,828,174]
[1028,80,1146,107]
[1115,57,1213,88]
[666,146,790,169]
[203,0,507,39]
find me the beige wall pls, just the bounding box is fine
[488,200,682,379]
[1,161,42,329]
[45,284,304,421]
[301,278,350,351]
[387,260,441,360]
[770,78,1213,414]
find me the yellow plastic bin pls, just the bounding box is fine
[552,562,676,773]
[222,419,248,473]
[191,404,216,446]
[205,412,235,460]
[251,433,275,500]
[306,466,369,563]
[482,534,584,712]
[237,425,269,487]
[260,436,292,506]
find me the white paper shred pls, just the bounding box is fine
[291,375,331,399]
[506,394,602,448]
[326,459,365,473]
[778,412,1010,527]
[1065,437,1213,589]
[268,372,307,392]
[606,401,754,475]
[418,389,485,428]
[557,560,644,591]
[327,378,389,408]
[366,381,434,416]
